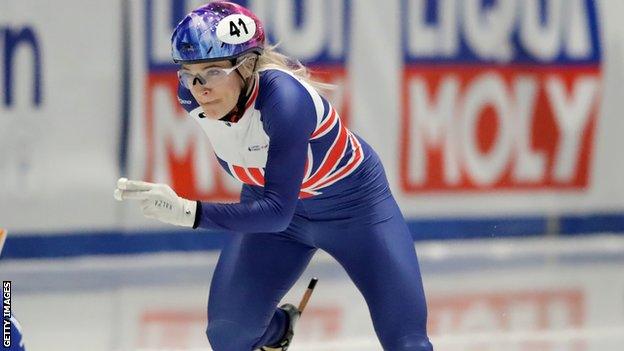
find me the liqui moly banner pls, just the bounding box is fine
[400,0,602,192]
[390,0,624,218]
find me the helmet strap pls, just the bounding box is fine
[220,56,259,123]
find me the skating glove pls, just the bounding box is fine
[114,177,197,227]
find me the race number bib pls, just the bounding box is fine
[216,14,257,45]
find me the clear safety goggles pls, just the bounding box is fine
[177,57,249,89]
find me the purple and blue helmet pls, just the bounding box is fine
[171,1,265,63]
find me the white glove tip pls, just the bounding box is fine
[117,177,129,190]
[114,189,123,201]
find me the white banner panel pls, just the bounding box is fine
[0,1,122,232]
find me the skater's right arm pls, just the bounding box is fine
[193,71,316,233]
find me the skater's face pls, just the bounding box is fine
[179,58,252,120]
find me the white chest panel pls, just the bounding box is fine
[189,106,270,168]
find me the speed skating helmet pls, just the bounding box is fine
[171,1,265,63]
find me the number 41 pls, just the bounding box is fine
[230,19,249,37]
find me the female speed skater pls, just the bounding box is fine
[115,2,433,350]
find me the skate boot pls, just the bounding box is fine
[261,303,301,351]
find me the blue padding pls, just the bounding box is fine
[559,213,624,235]
[407,216,546,240]
[2,212,623,259]
[1,229,230,260]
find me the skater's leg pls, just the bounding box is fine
[207,224,316,351]
[314,197,433,351]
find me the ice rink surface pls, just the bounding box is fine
[1,234,623,351]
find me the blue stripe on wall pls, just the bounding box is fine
[407,215,546,240]
[2,213,623,260]
[1,229,230,260]
[560,213,624,235]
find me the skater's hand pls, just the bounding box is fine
[114,178,197,227]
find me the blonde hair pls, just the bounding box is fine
[254,44,334,93]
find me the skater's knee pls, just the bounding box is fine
[384,333,433,351]
[206,319,257,351]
